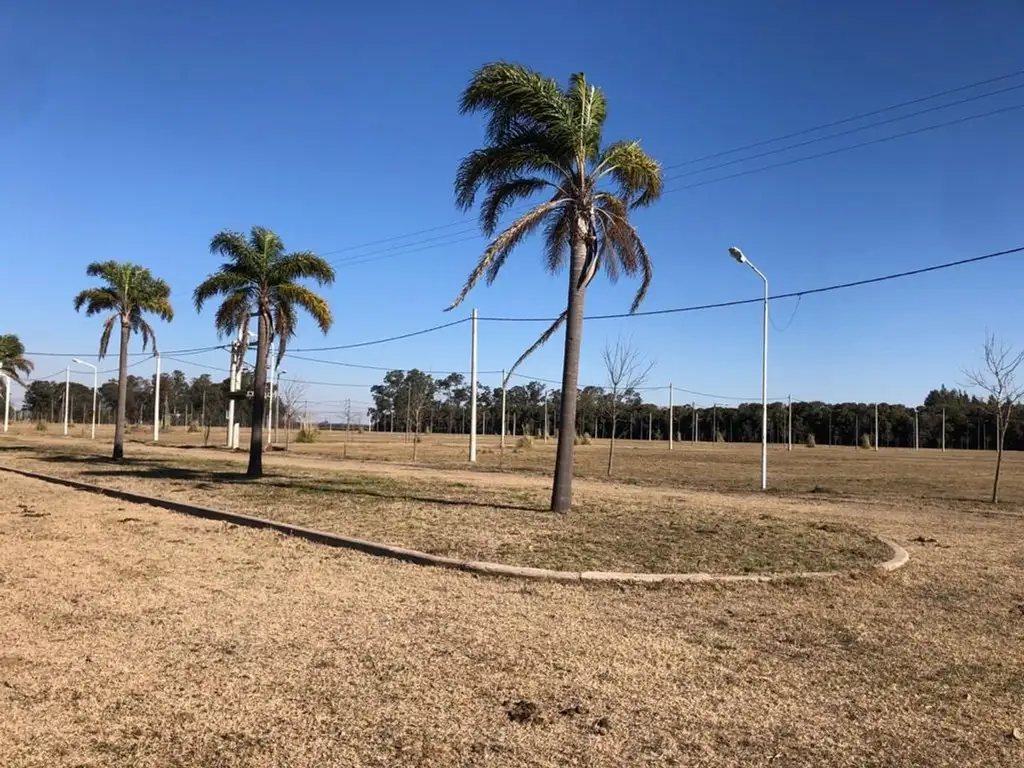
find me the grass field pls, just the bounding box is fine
[1,429,1023,766]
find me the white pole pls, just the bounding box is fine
[265,344,274,445]
[2,374,9,433]
[543,399,548,441]
[941,407,946,452]
[153,353,161,442]
[500,369,506,449]
[915,409,919,451]
[469,308,478,462]
[63,366,70,436]
[692,401,697,444]
[874,403,879,451]
[759,270,768,490]
[73,359,99,440]
[226,343,236,449]
[648,411,652,441]
[668,383,674,450]
[787,395,792,451]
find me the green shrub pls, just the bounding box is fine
[516,435,535,450]
[860,433,872,450]
[296,426,320,443]
[805,433,816,448]
[35,420,47,432]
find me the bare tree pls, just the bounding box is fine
[277,379,308,446]
[602,336,655,476]
[963,332,1024,503]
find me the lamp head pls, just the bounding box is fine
[72,358,85,365]
[728,246,747,265]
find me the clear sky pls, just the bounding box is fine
[2,0,1023,419]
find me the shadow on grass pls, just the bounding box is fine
[262,479,546,514]
[59,458,546,513]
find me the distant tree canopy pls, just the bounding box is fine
[21,368,1022,451]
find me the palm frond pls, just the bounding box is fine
[542,205,574,274]
[478,177,552,236]
[84,260,123,281]
[455,133,571,212]
[506,309,568,381]
[251,226,286,267]
[0,334,34,382]
[597,140,663,208]
[460,62,573,144]
[210,230,253,262]
[131,315,157,353]
[447,200,563,310]
[98,314,118,360]
[193,271,252,312]
[270,251,336,287]
[272,299,298,363]
[273,284,333,335]
[213,290,253,338]
[73,287,120,315]
[566,73,607,161]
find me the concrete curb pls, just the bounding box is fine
[0,465,909,584]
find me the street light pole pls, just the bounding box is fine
[72,359,98,440]
[153,353,161,442]
[728,247,768,491]
[2,372,9,434]
[63,365,71,436]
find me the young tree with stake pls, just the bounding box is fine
[963,332,1024,504]
[602,336,654,476]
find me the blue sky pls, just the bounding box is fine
[2,0,1023,419]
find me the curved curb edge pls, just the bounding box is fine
[0,464,909,584]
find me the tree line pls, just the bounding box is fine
[368,373,1024,451]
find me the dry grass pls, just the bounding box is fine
[1,469,1023,767]
[0,443,887,574]
[5,422,1023,507]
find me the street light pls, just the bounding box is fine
[270,368,286,446]
[728,246,769,491]
[72,358,98,440]
[1,368,10,434]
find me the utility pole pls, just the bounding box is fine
[469,308,478,461]
[692,402,697,443]
[153,353,161,442]
[941,407,946,452]
[787,395,792,451]
[63,366,70,436]
[915,408,920,451]
[828,409,832,447]
[648,411,652,441]
[855,414,859,448]
[874,403,879,451]
[668,383,674,450]
[543,399,548,441]
[201,390,206,432]
[500,369,507,449]
[713,404,717,442]
[2,373,9,433]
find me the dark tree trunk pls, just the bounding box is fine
[551,218,588,514]
[247,311,269,478]
[113,319,130,460]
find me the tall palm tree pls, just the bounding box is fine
[0,334,34,382]
[194,226,335,478]
[73,262,174,460]
[447,63,663,513]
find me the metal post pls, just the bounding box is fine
[941,407,946,452]
[648,411,652,441]
[874,403,879,451]
[543,399,548,441]
[668,383,674,450]
[500,369,507,449]
[787,395,792,451]
[469,308,478,462]
[265,345,275,446]
[63,366,70,436]
[226,340,237,448]
[2,374,9,433]
[692,402,697,443]
[153,353,161,442]
[915,408,919,451]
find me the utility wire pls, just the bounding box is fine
[663,82,1024,182]
[25,344,227,358]
[286,353,501,377]
[312,69,1024,268]
[480,245,1024,322]
[289,317,469,352]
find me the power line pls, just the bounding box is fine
[24,344,227,358]
[663,82,1024,183]
[309,69,1024,269]
[321,100,1024,274]
[662,68,1024,170]
[286,353,501,377]
[480,245,1024,322]
[661,102,1024,196]
[289,317,469,352]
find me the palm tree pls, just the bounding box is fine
[0,334,34,382]
[194,226,335,478]
[73,262,174,460]
[447,63,663,513]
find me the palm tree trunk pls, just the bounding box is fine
[113,320,130,460]
[247,312,269,478]
[551,221,588,513]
